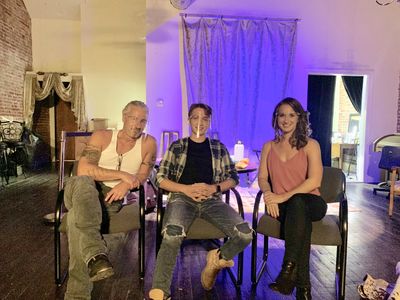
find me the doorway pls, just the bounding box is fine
[32,89,77,163]
[307,74,365,182]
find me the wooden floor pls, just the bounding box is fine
[0,169,399,300]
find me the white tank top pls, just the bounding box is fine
[98,130,142,187]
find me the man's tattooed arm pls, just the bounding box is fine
[140,154,156,168]
[77,143,123,181]
[135,138,157,184]
[80,144,101,164]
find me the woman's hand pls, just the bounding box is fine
[105,181,131,203]
[263,191,286,204]
[266,203,279,218]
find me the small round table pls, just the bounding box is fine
[236,163,258,186]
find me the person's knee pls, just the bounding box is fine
[287,194,307,209]
[71,176,96,189]
[65,176,97,199]
[162,224,186,240]
[234,222,253,244]
[64,176,99,212]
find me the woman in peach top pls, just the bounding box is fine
[258,97,327,300]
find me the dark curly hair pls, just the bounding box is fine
[272,97,312,149]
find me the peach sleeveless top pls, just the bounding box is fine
[267,146,320,196]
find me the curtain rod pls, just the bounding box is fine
[180,13,300,22]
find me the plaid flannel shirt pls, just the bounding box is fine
[156,137,239,187]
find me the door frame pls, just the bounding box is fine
[306,67,374,182]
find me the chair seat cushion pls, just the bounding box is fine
[59,203,141,234]
[186,218,225,239]
[257,214,342,246]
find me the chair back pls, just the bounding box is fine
[158,130,179,158]
[58,131,92,190]
[320,167,346,203]
[378,146,400,170]
[208,131,219,140]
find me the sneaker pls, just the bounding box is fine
[87,254,114,282]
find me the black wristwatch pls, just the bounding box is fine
[215,184,221,194]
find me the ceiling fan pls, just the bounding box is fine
[170,0,195,10]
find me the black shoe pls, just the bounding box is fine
[87,254,114,282]
[296,287,312,300]
[269,261,296,295]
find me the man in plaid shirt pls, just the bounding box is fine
[149,103,252,300]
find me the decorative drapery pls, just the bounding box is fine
[181,15,298,150]
[307,75,336,167]
[342,76,363,114]
[23,72,87,131]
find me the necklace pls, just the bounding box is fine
[117,153,123,171]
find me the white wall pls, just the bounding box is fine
[146,0,400,182]
[31,19,81,73]
[146,0,182,146]
[30,0,146,130]
[81,0,146,129]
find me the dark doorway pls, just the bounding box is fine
[307,74,365,181]
[31,89,77,162]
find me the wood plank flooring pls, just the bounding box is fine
[0,170,399,299]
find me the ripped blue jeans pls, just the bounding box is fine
[152,193,252,296]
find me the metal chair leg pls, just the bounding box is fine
[139,186,145,279]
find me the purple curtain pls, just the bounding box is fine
[181,16,297,151]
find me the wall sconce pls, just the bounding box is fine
[156,98,164,107]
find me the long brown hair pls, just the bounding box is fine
[272,97,311,149]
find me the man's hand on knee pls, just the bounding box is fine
[105,182,130,202]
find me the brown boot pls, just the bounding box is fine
[201,249,234,291]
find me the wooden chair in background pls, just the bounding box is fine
[389,166,400,217]
[373,146,400,197]
[158,131,179,159]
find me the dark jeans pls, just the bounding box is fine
[152,193,253,296]
[278,193,327,288]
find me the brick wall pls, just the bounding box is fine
[337,78,358,135]
[0,0,32,120]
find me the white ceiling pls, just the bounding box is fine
[23,0,81,20]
